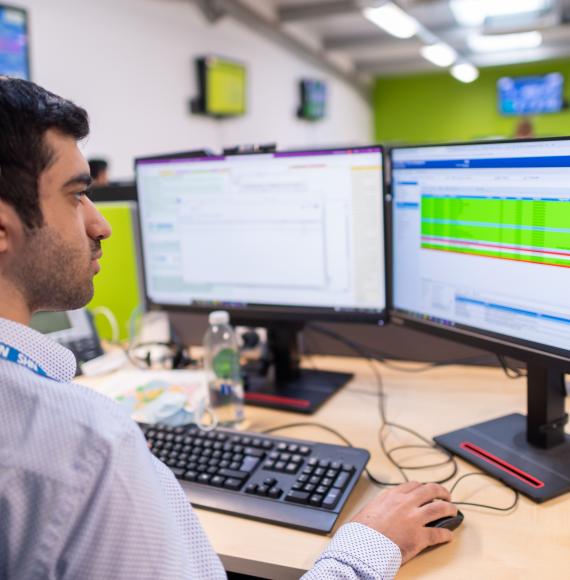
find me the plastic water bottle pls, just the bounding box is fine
[203,311,245,428]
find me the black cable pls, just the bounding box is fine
[305,324,460,485]
[449,473,520,512]
[308,323,492,372]
[497,354,527,379]
[305,323,523,513]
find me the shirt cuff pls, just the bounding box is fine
[316,522,402,580]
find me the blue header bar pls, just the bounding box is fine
[393,155,570,169]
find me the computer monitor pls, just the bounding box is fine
[135,146,387,413]
[390,137,570,502]
[0,4,30,80]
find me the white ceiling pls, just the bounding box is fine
[256,0,570,79]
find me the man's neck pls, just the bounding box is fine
[0,282,31,325]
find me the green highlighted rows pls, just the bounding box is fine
[422,196,570,232]
[422,242,570,268]
[421,222,570,251]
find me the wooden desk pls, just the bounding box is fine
[82,356,570,579]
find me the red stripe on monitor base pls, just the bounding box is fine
[245,392,311,409]
[460,441,545,489]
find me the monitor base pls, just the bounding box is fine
[243,368,352,414]
[434,413,570,502]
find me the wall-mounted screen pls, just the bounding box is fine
[0,4,29,80]
[192,56,246,117]
[497,73,564,115]
[297,79,327,121]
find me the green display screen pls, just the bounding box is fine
[206,57,246,116]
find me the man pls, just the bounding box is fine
[88,157,110,187]
[0,78,458,579]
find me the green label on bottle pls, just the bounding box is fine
[212,348,236,379]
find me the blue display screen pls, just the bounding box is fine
[497,74,564,115]
[0,5,29,80]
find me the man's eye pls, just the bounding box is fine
[75,190,90,201]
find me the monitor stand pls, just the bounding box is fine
[434,363,570,502]
[241,323,352,414]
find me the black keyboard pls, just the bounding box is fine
[141,422,370,534]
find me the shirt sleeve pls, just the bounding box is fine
[301,522,402,580]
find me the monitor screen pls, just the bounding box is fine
[0,4,29,80]
[497,74,564,115]
[298,79,327,121]
[203,56,246,117]
[135,146,386,323]
[391,139,570,363]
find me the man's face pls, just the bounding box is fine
[8,129,111,312]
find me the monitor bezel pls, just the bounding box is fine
[0,3,31,81]
[388,136,570,372]
[135,145,389,326]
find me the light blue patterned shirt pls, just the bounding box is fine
[0,318,401,579]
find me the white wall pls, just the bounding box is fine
[18,0,373,179]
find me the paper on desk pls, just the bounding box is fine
[95,369,208,426]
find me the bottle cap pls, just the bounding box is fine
[208,310,230,325]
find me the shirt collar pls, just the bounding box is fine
[0,317,77,382]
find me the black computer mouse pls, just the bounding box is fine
[426,510,464,531]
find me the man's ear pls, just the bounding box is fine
[0,199,22,254]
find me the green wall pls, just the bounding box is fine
[373,58,570,144]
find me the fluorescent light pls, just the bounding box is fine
[468,31,543,53]
[451,63,479,83]
[450,0,550,27]
[420,43,458,67]
[363,2,419,39]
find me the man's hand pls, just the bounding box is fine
[351,482,457,563]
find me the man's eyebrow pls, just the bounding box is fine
[62,173,93,189]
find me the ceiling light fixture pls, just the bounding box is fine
[451,63,480,83]
[450,0,550,27]
[467,31,543,53]
[420,42,458,67]
[363,2,420,39]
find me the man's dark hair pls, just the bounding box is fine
[88,158,108,180]
[0,77,89,229]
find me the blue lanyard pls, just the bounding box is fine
[0,341,51,379]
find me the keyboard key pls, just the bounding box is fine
[309,494,323,507]
[268,486,282,499]
[257,484,269,496]
[333,471,351,490]
[314,468,325,477]
[263,477,277,486]
[321,477,333,487]
[309,475,320,485]
[342,464,355,473]
[211,475,225,486]
[224,478,242,490]
[299,446,311,455]
[262,440,273,449]
[316,485,328,495]
[285,490,310,504]
[184,470,198,481]
[285,463,299,474]
[318,459,330,468]
[244,447,265,458]
[245,483,258,494]
[263,460,275,469]
[197,473,211,484]
[287,444,299,453]
[241,456,260,473]
[322,488,341,509]
[274,461,286,471]
[218,468,249,480]
[277,442,287,451]
[171,467,185,477]
[326,469,338,478]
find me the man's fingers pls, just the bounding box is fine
[396,481,423,494]
[425,527,453,548]
[409,482,451,506]
[419,500,457,525]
